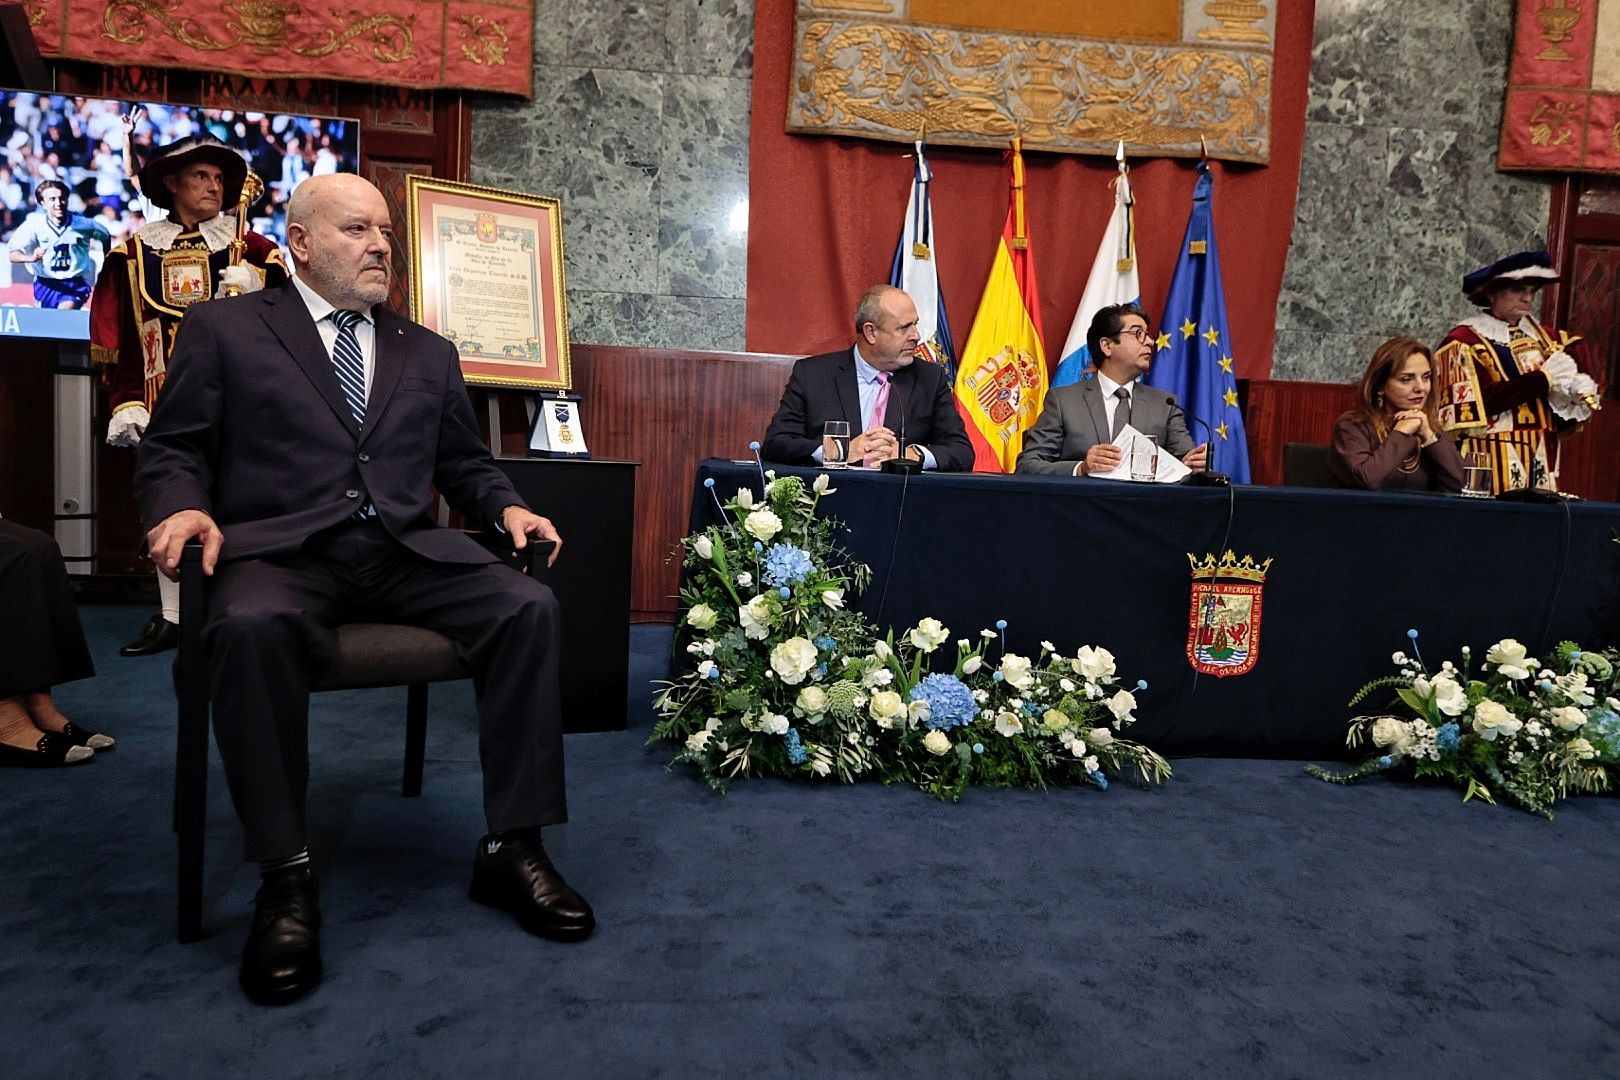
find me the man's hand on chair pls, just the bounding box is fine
[148,509,223,580]
[502,505,562,567]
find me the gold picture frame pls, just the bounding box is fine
[405,175,571,390]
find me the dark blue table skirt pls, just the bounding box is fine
[690,460,1620,758]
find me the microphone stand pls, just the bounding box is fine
[1178,411,1230,486]
[880,372,923,474]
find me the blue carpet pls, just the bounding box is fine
[4,604,1618,1078]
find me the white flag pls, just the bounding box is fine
[1052,150,1139,388]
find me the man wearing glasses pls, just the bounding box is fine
[1016,304,1208,476]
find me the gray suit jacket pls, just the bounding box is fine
[1015,379,1194,476]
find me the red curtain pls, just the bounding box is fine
[746,0,1315,379]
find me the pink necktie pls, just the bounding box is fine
[870,371,890,430]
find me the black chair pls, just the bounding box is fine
[173,536,549,943]
[1281,442,1340,489]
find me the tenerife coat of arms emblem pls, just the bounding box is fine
[1185,551,1273,677]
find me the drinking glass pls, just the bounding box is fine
[822,420,851,469]
[1129,435,1158,482]
[1462,453,1492,498]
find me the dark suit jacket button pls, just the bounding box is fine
[358,452,371,463]
[345,488,361,499]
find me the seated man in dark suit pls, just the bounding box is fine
[135,174,593,1008]
[762,285,972,471]
[1017,303,1209,477]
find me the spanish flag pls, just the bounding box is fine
[954,139,1048,472]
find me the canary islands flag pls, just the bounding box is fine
[1053,153,1138,388]
[889,142,956,383]
[954,139,1047,473]
[1144,161,1250,483]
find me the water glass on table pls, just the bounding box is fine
[822,420,851,469]
[1129,435,1158,482]
[1462,453,1492,498]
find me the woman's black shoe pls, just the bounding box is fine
[0,732,94,767]
[120,615,178,657]
[58,721,116,750]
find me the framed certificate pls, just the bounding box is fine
[405,176,572,390]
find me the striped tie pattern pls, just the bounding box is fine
[328,308,367,427]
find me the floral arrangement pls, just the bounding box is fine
[652,466,1170,801]
[1309,630,1620,817]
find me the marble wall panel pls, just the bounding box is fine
[471,4,752,351]
[1277,0,1553,385]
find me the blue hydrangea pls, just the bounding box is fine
[1581,707,1620,760]
[814,636,835,651]
[763,543,816,586]
[1435,722,1461,752]
[1090,770,1109,790]
[909,673,976,730]
[782,728,808,765]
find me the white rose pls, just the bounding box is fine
[999,653,1034,690]
[1549,705,1586,732]
[797,686,829,714]
[1082,754,1100,772]
[962,655,983,675]
[1088,727,1114,747]
[743,508,783,542]
[1106,689,1137,723]
[909,617,951,652]
[770,636,819,685]
[735,487,754,509]
[736,572,753,588]
[760,711,790,735]
[869,690,906,723]
[738,595,773,640]
[821,589,845,610]
[1059,678,1075,693]
[1471,699,1523,741]
[685,603,718,631]
[1485,639,1532,680]
[862,667,894,688]
[922,729,952,756]
[693,535,714,559]
[1370,717,1413,751]
[1567,737,1597,761]
[994,711,1024,737]
[1069,739,1088,760]
[1071,645,1117,682]
[1428,674,1468,717]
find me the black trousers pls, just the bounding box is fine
[204,520,565,861]
[0,519,95,699]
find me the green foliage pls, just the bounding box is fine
[653,471,1171,801]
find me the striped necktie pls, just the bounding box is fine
[328,308,367,427]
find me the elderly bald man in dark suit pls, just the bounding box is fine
[136,173,593,1008]
[1017,303,1208,477]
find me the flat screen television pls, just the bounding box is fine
[0,90,360,341]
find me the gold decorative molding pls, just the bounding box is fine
[789,17,1273,161]
[101,0,416,64]
[809,0,897,11]
[1196,1,1270,45]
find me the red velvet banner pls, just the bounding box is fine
[746,0,1314,379]
[1500,0,1620,173]
[6,0,533,96]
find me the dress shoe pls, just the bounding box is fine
[58,722,115,750]
[240,866,322,1006]
[469,833,594,942]
[119,615,178,657]
[0,732,93,767]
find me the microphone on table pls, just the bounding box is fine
[1178,408,1230,487]
[880,374,923,475]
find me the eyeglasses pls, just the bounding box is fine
[1114,326,1151,343]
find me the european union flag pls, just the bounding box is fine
[1143,161,1250,483]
